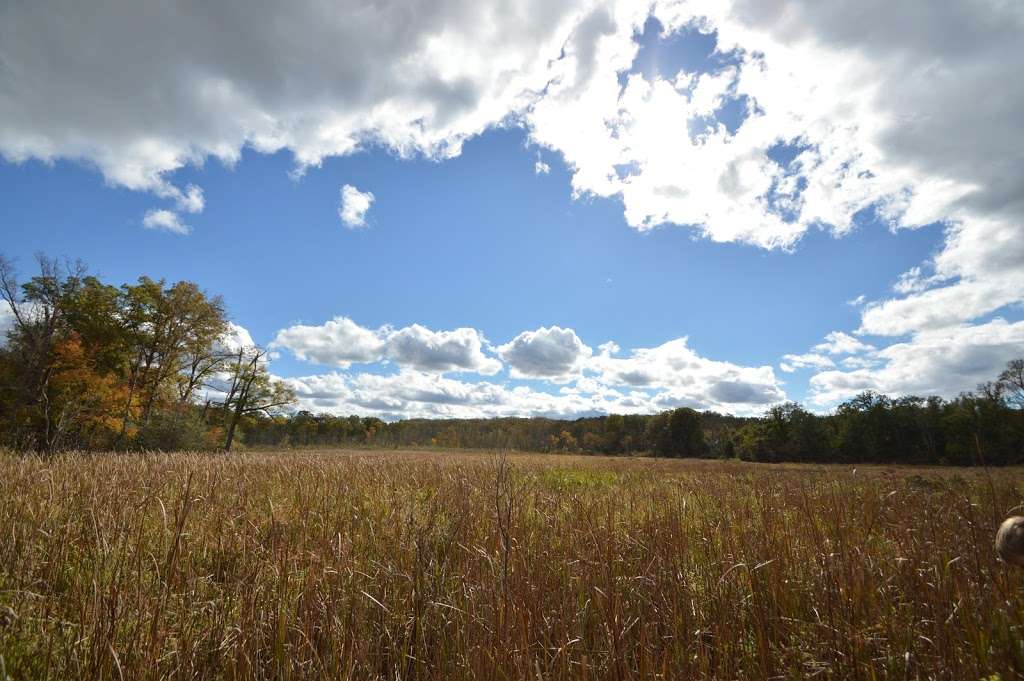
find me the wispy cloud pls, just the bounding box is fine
[141,209,190,235]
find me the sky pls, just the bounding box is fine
[2,0,1023,420]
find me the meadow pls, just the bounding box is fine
[1,450,1021,680]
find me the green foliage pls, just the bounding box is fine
[0,254,291,453]
[134,410,209,452]
[645,408,706,458]
[734,402,828,462]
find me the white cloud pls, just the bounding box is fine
[141,209,190,235]
[384,324,501,375]
[271,316,502,375]
[177,184,205,214]
[215,322,257,354]
[0,305,15,346]
[534,160,551,175]
[858,216,1024,336]
[0,0,593,220]
[496,326,592,381]
[813,331,875,356]
[589,336,786,410]
[840,355,881,370]
[338,184,375,228]
[779,352,835,373]
[284,370,625,421]
[271,316,386,367]
[139,183,204,232]
[809,318,1024,405]
[893,266,937,295]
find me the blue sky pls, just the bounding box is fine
[1,1,1022,419]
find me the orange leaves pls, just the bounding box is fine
[49,333,129,446]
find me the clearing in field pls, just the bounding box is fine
[1,450,1022,679]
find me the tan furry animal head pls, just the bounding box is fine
[996,516,1024,567]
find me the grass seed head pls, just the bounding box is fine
[996,516,1024,567]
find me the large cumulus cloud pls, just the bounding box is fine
[496,326,592,381]
[271,317,500,375]
[0,0,592,221]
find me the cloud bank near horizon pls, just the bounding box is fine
[269,316,785,419]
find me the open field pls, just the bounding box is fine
[1,450,1022,679]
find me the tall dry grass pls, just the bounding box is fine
[0,450,1021,679]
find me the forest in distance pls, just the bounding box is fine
[1,254,1023,465]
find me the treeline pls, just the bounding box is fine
[729,383,1023,465]
[243,363,1024,465]
[0,256,294,453]
[243,409,747,458]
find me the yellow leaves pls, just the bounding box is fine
[49,333,128,445]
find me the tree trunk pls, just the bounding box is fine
[224,352,261,452]
[223,408,240,452]
[224,380,251,452]
[118,354,142,449]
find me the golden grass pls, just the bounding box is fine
[1,449,1021,679]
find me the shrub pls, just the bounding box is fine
[134,411,209,451]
